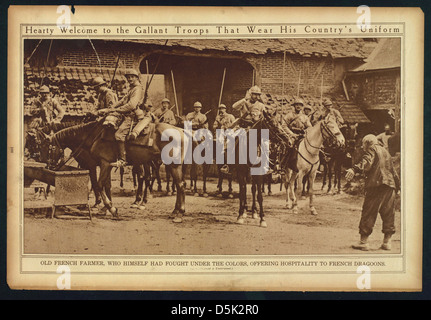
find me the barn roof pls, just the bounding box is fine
[332,98,370,123]
[349,38,401,72]
[120,38,377,59]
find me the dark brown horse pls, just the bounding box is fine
[43,119,187,222]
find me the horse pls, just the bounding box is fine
[231,116,278,228]
[320,123,358,194]
[283,114,345,215]
[43,118,187,222]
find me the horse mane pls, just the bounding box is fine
[54,121,98,143]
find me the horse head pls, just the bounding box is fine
[36,130,64,169]
[320,114,345,149]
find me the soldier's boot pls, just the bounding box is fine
[381,234,392,251]
[352,234,370,251]
[111,141,127,168]
[128,117,152,141]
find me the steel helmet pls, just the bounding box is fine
[304,104,312,110]
[39,85,50,93]
[92,77,106,87]
[293,98,304,106]
[193,101,202,108]
[161,98,170,104]
[250,85,262,95]
[124,69,140,78]
[218,104,227,109]
[322,98,333,108]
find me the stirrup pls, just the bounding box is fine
[110,159,127,168]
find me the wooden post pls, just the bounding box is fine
[171,70,180,116]
[218,68,226,107]
[297,68,301,97]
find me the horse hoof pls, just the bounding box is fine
[293,208,298,214]
[268,191,273,196]
[300,196,306,200]
[285,203,292,209]
[310,208,318,215]
[236,218,245,225]
[194,192,199,197]
[260,220,268,228]
[228,193,234,199]
[173,216,183,223]
[217,193,223,198]
[252,213,259,220]
[138,205,146,211]
[202,193,209,198]
[130,202,139,208]
[110,207,118,218]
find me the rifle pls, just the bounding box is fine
[157,104,176,121]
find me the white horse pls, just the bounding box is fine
[284,115,345,215]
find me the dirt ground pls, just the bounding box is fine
[23,168,401,256]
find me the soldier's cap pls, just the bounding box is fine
[39,85,50,93]
[322,98,333,107]
[124,69,140,78]
[304,104,312,110]
[161,98,170,104]
[250,85,262,95]
[293,98,304,106]
[92,77,106,87]
[218,104,227,109]
[193,101,202,108]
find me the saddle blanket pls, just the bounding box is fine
[101,123,156,147]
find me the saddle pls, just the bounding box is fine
[101,122,157,147]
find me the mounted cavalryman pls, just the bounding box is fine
[232,85,266,127]
[185,101,208,130]
[97,68,143,168]
[153,98,177,126]
[91,76,117,110]
[29,85,65,130]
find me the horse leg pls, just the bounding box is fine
[321,162,327,190]
[169,164,186,223]
[267,174,272,196]
[256,175,266,227]
[89,168,102,207]
[154,161,162,192]
[217,165,223,196]
[236,168,248,224]
[301,174,308,199]
[98,160,117,217]
[228,175,233,198]
[336,160,342,193]
[119,166,125,191]
[291,171,300,214]
[309,169,318,215]
[327,160,333,193]
[202,164,209,197]
[131,165,144,208]
[138,163,151,210]
[251,180,257,219]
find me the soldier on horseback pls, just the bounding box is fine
[284,98,312,136]
[186,101,208,130]
[232,85,265,126]
[212,104,236,131]
[97,68,143,168]
[92,77,118,110]
[153,98,177,125]
[321,98,345,127]
[29,85,65,130]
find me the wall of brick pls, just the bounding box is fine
[259,52,336,97]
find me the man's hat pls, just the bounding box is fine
[193,101,202,108]
[39,85,50,93]
[322,98,333,108]
[92,77,106,87]
[124,69,140,78]
[304,104,312,110]
[161,98,170,104]
[250,85,262,95]
[218,104,227,109]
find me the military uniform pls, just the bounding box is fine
[29,88,65,129]
[213,110,236,130]
[186,102,208,130]
[113,82,143,141]
[96,87,117,110]
[154,107,176,125]
[285,111,312,133]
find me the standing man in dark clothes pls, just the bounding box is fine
[345,134,400,251]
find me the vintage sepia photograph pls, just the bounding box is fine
[7,6,423,291]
